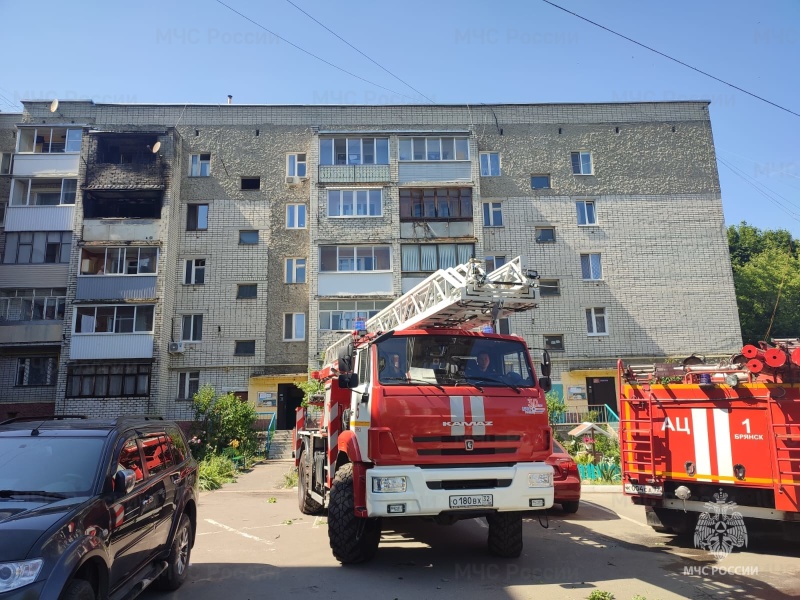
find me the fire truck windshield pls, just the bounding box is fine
[376,335,534,387]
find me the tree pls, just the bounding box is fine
[546,390,565,427]
[191,385,259,458]
[728,222,800,344]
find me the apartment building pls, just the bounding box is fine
[0,100,742,425]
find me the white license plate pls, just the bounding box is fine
[624,483,663,496]
[449,494,493,508]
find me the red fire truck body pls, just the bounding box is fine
[618,341,800,533]
[294,258,555,563]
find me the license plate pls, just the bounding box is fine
[449,494,493,508]
[624,483,663,496]
[529,498,545,508]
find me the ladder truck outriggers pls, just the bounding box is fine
[295,257,555,563]
[618,339,800,540]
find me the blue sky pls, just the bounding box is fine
[1,0,797,236]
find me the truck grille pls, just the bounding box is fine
[427,479,512,490]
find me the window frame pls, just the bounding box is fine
[535,227,556,243]
[285,258,307,284]
[79,246,159,276]
[0,152,12,175]
[398,136,469,162]
[236,284,258,299]
[10,178,78,206]
[479,152,501,176]
[66,363,152,398]
[399,188,473,221]
[16,127,82,154]
[586,307,608,336]
[482,201,503,227]
[187,204,209,231]
[571,151,593,175]
[539,279,561,297]
[184,258,206,285]
[234,340,256,356]
[319,245,392,273]
[286,204,307,229]
[178,371,200,401]
[240,177,261,190]
[485,255,506,272]
[73,304,155,335]
[401,243,474,273]
[531,174,551,189]
[318,300,391,331]
[576,199,597,226]
[181,314,204,342]
[0,288,66,323]
[287,153,307,178]
[327,189,383,218]
[580,253,603,280]
[189,153,211,177]
[239,230,259,245]
[319,137,390,166]
[16,356,57,387]
[544,334,565,352]
[283,313,306,341]
[3,231,71,265]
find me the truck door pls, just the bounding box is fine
[350,346,372,459]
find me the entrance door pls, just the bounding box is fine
[276,384,305,430]
[586,377,616,411]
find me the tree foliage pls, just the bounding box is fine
[727,222,800,344]
[296,371,325,407]
[546,390,565,427]
[191,385,259,459]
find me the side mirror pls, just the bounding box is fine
[337,342,355,372]
[540,349,552,378]
[538,376,552,392]
[337,357,352,372]
[114,469,136,495]
[338,372,358,389]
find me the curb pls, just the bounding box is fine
[581,485,623,493]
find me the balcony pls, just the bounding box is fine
[85,133,166,190]
[12,153,80,177]
[0,321,62,345]
[76,275,158,301]
[398,162,471,183]
[318,164,390,183]
[70,333,154,360]
[5,205,75,232]
[0,264,68,288]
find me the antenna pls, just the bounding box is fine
[151,141,161,153]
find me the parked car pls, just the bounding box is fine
[0,415,198,600]
[548,439,581,513]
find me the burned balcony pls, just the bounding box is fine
[85,133,167,189]
[82,190,163,242]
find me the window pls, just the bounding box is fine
[319,300,391,330]
[0,203,5,227]
[237,284,257,299]
[0,153,12,174]
[184,259,205,284]
[16,357,57,386]
[534,228,555,244]
[327,189,383,217]
[398,137,469,161]
[586,307,608,336]
[319,137,389,165]
[401,243,474,272]
[286,204,307,228]
[239,230,259,245]
[66,363,151,398]
[3,232,71,264]
[576,200,597,225]
[234,340,256,355]
[284,313,306,341]
[10,178,77,206]
[539,279,560,297]
[287,153,307,177]
[580,253,603,280]
[189,153,211,177]
[181,314,203,341]
[0,289,66,322]
[544,335,565,352]
[531,175,551,189]
[178,371,200,400]
[285,258,306,283]
[399,188,473,220]
[480,152,501,176]
[74,305,155,334]
[241,177,260,190]
[571,151,593,175]
[16,128,81,153]
[187,204,208,231]
[483,202,503,227]
[80,247,158,275]
[485,256,506,272]
[320,245,391,272]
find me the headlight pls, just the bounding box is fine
[372,476,407,493]
[528,472,553,487]
[0,558,43,593]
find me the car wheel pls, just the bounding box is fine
[298,450,324,515]
[62,579,95,600]
[327,463,381,564]
[157,513,192,590]
[561,501,579,514]
[487,511,523,558]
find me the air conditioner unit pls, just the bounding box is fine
[285,176,301,186]
[168,341,185,354]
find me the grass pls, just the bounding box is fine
[198,454,238,491]
[283,467,298,488]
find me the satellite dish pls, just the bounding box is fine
[49,99,59,113]
[151,141,161,153]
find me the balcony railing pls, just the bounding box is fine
[318,164,390,183]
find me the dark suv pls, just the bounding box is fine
[0,415,198,600]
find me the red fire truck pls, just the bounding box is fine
[619,339,800,536]
[295,257,554,563]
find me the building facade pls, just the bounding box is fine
[0,100,742,425]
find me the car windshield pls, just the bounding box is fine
[376,334,535,387]
[0,436,105,496]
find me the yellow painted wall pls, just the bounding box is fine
[249,374,307,420]
[560,369,617,411]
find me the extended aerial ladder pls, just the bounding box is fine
[323,256,540,366]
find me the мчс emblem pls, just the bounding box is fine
[465,439,474,451]
[522,397,546,415]
[693,489,748,560]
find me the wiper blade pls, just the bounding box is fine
[384,376,445,392]
[0,489,68,499]
[464,376,521,394]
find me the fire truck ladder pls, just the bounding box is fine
[766,393,800,491]
[619,363,658,482]
[324,257,540,363]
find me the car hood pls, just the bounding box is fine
[0,498,84,561]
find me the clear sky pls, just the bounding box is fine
[1,0,797,236]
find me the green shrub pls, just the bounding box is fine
[191,385,259,460]
[587,591,615,600]
[546,390,566,426]
[198,454,238,491]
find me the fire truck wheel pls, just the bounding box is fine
[298,450,324,515]
[328,463,381,564]
[487,511,523,558]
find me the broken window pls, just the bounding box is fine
[83,191,162,219]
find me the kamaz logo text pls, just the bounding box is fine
[443,421,493,427]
